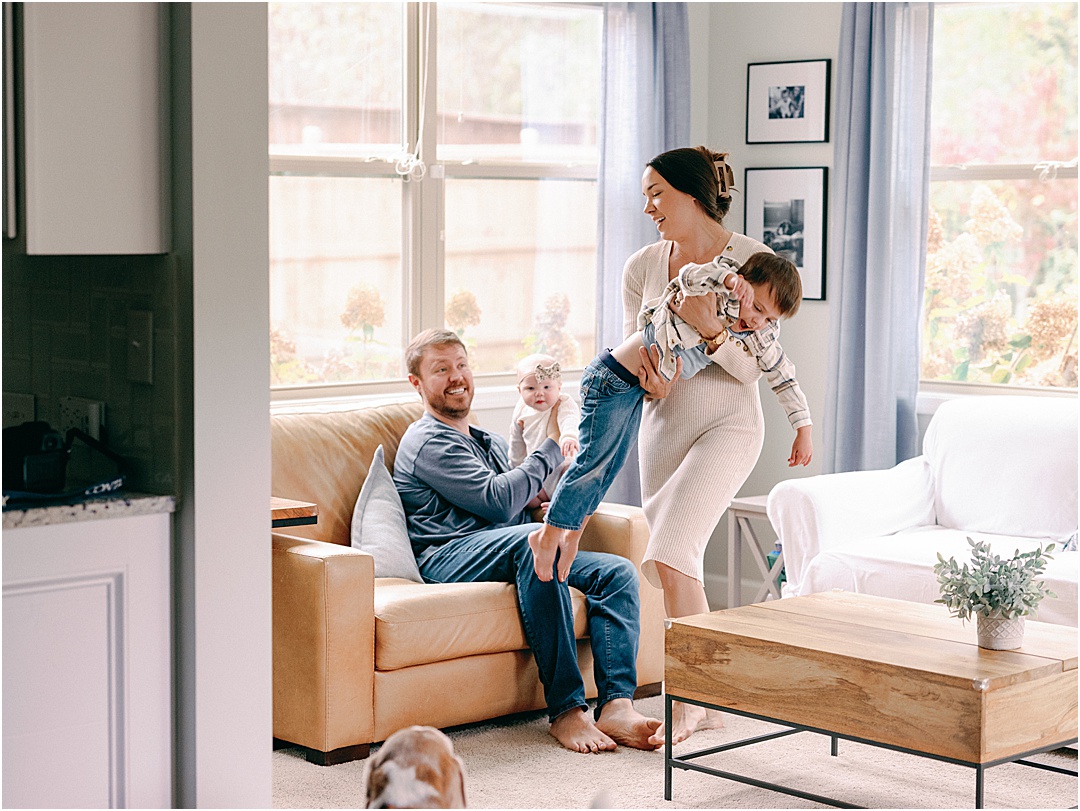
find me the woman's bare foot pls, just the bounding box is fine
[550,708,617,753]
[653,702,726,746]
[595,698,663,750]
[528,526,564,581]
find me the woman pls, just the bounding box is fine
[628,146,775,743]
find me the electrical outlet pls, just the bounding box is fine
[2,392,36,427]
[58,397,105,440]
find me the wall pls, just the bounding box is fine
[1,249,182,491]
[696,2,842,606]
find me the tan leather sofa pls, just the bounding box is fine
[271,401,665,764]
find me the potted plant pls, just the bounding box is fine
[934,538,1056,650]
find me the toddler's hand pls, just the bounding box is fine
[561,438,579,458]
[728,275,756,311]
[516,419,525,430]
[788,428,813,467]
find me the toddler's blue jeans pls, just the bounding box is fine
[545,350,644,532]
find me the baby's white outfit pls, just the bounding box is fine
[509,393,581,496]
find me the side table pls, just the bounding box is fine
[725,494,784,608]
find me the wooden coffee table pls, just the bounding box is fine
[665,591,1077,808]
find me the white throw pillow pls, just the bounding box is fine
[350,445,423,582]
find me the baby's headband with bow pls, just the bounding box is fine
[522,360,565,384]
[713,154,736,200]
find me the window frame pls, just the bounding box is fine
[269,2,601,402]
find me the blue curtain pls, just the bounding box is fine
[595,2,690,505]
[823,2,934,474]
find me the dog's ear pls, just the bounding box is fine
[450,754,467,809]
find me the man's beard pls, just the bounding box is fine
[429,388,471,419]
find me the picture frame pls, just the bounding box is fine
[743,167,827,301]
[745,59,831,144]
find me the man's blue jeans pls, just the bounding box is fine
[545,351,644,531]
[417,524,641,722]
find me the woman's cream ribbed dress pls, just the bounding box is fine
[622,234,772,588]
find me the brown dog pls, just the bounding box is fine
[365,726,467,809]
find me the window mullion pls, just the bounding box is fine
[403,2,442,338]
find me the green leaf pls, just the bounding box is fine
[991,367,1011,384]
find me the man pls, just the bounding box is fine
[393,328,662,754]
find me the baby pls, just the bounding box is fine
[509,353,581,507]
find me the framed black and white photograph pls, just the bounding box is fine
[744,167,827,300]
[745,59,831,144]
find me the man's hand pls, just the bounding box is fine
[561,437,579,458]
[546,402,561,442]
[637,343,681,400]
[788,426,813,467]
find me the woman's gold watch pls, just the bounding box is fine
[703,330,727,352]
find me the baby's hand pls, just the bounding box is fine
[788,427,813,467]
[561,437,579,458]
[516,419,525,430]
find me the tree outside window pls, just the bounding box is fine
[922,3,1077,389]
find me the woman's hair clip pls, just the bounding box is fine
[714,155,736,200]
[534,361,561,382]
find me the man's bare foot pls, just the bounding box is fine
[550,708,617,753]
[555,530,583,583]
[528,526,563,582]
[595,698,662,750]
[651,702,725,746]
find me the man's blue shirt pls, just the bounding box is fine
[393,412,563,558]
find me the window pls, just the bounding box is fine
[268,2,602,393]
[921,3,1077,390]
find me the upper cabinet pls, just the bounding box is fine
[18,3,170,255]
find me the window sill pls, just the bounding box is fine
[916,380,1077,417]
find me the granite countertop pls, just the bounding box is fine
[2,491,176,530]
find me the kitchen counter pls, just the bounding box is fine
[2,491,176,530]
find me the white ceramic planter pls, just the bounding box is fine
[977,614,1025,650]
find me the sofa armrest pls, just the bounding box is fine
[579,501,665,686]
[767,456,936,597]
[272,533,376,753]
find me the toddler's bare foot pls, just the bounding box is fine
[550,708,617,753]
[555,529,583,583]
[528,526,559,582]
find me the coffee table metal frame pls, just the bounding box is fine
[664,694,1078,809]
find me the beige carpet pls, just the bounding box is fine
[273,695,1077,809]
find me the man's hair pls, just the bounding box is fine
[405,328,467,377]
[739,252,802,318]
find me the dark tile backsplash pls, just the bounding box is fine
[3,240,181,495]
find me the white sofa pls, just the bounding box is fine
[768,395,1078,626]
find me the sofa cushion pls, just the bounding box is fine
[923,395,1077,539]
[800,525,1078,627]
[351,445,422,582]
[271,402,425,545]
[373,580,588,670]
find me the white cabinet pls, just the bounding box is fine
[20,3,169,254]
[2,509,173,808]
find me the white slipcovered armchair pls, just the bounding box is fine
[768,395,1078,626]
